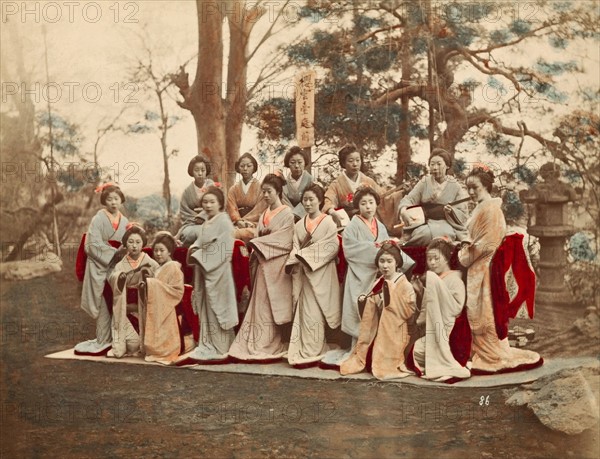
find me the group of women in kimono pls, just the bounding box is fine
[75,144,542,381]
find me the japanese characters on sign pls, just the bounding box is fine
[295,70,316,148]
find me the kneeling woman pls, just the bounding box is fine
[108,225,159,358]
[409,237,471,382]
[142,231,185,364]
[229,174,295,361]
[187,186,239,362]
[341,241,416,380]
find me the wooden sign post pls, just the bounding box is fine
[295,69,316,172]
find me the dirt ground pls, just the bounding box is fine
[1,255,599,458]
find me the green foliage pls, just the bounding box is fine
[535,59,578,76]
[502,190,525,222]
[515,165,537,186]
[485,131,514,156]
[37,113,81,156]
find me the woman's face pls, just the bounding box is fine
[153,242,171,265]
[262,184,279,206]
[126,233,144,258]
[104,192,122,214]
[288,154,305,178]
[426,248,450,275]
[344,152,362,175]
[378,252,398,279]
[192,162,207,182]
[302,190,320,216]
[238,157,255,180]
[429,155,448,180]
[358,194,377,220]
[466,176,488,202]
[202,193,220,218]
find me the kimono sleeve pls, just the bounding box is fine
[398,177,426,210]
[85,213,118,267]
[226,184,242,223]
[459,204,504,268]
[190,216,235,273]
[250,211,294,261]
[342,219,379,269]
[296,219,339,272]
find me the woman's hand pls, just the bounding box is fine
[443,204,453,216]
[329,211,343,228]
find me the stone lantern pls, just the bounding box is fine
[520,162,579,307]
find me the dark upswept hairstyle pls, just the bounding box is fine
[261,173,286,198]
[467,165,495,192]
[429,148,452,168]
[301,183,325,206]
[152,231,176,255]
[202,185,225,211]
[426,237,454,264]
[100,184,125,205]
[337,143,363,169]
[187,155,212,177]
[352,186,381,209]
[284,146,309,168]
[122,224,148,247]
[235,152,258,174]
[375,241,404,269]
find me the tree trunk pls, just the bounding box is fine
[396,34,413,184]
[224,1,253,189]
[191,0,227,183]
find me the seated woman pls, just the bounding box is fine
[187,186,239,362]
[340,241,416,380]
[281,146,313,221]
[228,174,295,361]
[226,152,267,244]
[141,231,185,364]
[286,184,341,367]
[108,224,159,358]
[410,237,471,382]
[322,144,382,226]
[459,165,542,374]
[176,155,215,247]
[398,148,468,246]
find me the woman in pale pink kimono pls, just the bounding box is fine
[142,232,185,364]
[108,225,159,358]
[410,238,471,382]
[459,166,541,374]
[226,153,267,244]
[341,241,416,380]
[187,187,239,362]
[322,144,382,226]
[176,155,215,247]
[281,146,313,221]
[229,174,295,361]
[398,149,469,246]
[75,184,129,356]
[286,184,341,366]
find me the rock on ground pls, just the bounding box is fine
[505,362,600,435]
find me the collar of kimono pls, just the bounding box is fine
[438,270,451,279]
[287,171,304,189]
[240,177,256,194]
[103,209,121,229]
[305,212,326,234]
[381,271,403,283]
[126,253,144,270]
[263,204,287,227]
[342,170,365,193]
[358,214,378,238]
